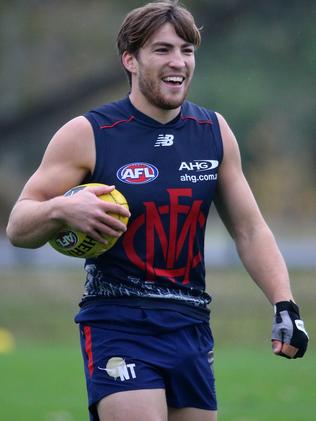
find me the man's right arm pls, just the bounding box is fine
[6,116,130,248]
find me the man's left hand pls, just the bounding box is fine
[271,300,309,359]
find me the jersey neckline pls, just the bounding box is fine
[123,95,185,128]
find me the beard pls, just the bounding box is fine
[137,68,191,110]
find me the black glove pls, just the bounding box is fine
[271,300,309,358]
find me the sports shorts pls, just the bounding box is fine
[76,304,217,420]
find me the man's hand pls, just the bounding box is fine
[271,300,309,359]
[61,184,131,244]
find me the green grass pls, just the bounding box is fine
[0,267,314,420]
[1,344,315,420]
[0,344,87,421]
[216,348,316,421]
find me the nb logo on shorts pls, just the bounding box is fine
[98,357,137,381]
[155,134,174,147]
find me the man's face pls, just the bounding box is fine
[131,23,196,110]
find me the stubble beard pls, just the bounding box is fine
[138,71,190,110]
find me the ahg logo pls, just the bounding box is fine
[179,160,219,171]
[123,188,206,284]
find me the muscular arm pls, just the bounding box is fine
[214,113,293,305]
[6,116,130,248]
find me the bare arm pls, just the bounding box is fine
[214,112,293,305]
[6,116,130,248]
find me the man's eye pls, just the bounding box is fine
[155,48,168,53]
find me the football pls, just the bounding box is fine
[48,183,129,258]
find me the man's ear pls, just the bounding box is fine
[122,51,137,75]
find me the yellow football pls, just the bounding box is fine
[48,183,129,258]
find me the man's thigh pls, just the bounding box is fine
[97,388,168,421]
[168,407,217,421]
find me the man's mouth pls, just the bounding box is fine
[162,76,185,86]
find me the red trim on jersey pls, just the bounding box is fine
[100,115,135,129]
[181,115,212,125]
[83,325,94,377]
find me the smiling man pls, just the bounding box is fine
[6,1,308,421]
[122,23,195,117]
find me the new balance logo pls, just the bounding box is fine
[155,134,174,147]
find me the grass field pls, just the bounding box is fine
[0,267,315,420]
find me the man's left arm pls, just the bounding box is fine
[214,112,309,358]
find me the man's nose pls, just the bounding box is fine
[168,50,186,68]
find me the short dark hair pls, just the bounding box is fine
[117,1,201,84]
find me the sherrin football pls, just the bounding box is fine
[48,183,129,258]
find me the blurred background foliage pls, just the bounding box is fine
[0,0,315,233]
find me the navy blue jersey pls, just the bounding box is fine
[80,96,223,317]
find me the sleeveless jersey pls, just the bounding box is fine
[80,96,223,318]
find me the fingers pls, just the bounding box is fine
[88,228,119,245]
[272,340,299,359]
[79,209,128,242]
[65,184,131,242]
[82,220,125,244]
[84,205,130,243]
[281,343,299,358]
[98,212,128,235]
[84,185,131,218]
[105,202,131,218]
[272,339,282,355]
[85,184,115,195]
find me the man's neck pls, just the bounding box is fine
[129,93,181,124]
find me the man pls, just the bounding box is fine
[6,1,308,420]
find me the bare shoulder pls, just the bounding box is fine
[42,115,95,172]
[215,111,229,130]
[47,116,94,158]
[54,115,93,138]
[19,116,95,201]
[215,112,241,165]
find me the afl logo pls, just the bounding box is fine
[55,231,79,249]
[117,162,159,184]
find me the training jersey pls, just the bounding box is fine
[79,96,223,320]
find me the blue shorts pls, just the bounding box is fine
[76,304,217,420]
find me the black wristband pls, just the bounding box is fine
[275,300,300,317]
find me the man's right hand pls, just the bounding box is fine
[60,184,131,244]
